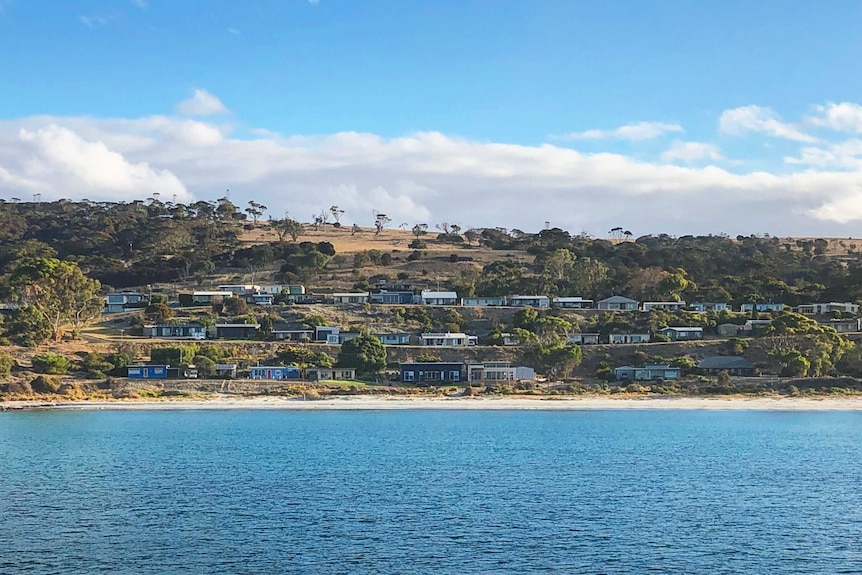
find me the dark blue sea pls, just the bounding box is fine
[1,409,861,574]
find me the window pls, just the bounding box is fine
[403,371,415,381]
[450,371,460,381]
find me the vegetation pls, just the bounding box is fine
[337,333,387,375]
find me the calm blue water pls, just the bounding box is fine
[1,409,861,574]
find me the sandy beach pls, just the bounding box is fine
[4,395,862,411]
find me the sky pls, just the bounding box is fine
[1,0,862,237]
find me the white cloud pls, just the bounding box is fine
[2,96,862,235]
[552,121,683,142]
[661,141,723,163]
[808,102,862,133]
[784,139,862,169]
[175,89,229,116]
[719,105,816,142]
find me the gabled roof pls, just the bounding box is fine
[661,326,704,332]
[599,295,639,303]
[698,356,754,370]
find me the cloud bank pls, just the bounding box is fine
[2,94,862,236]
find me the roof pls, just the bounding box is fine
[421,332,469,338]
[599,295,639,304]
[553,297,593,302]
[661,326,704,332]
[215,364,238,370]
[509,295,550,299]
[333,292,369,297]
[421,290,458,298]
[215,323,261,329]
[192,291,236,296]
[698,356,754,370]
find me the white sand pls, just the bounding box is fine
[4,395,862,411]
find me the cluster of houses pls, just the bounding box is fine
[105,284,861,317]
[612,356,757,382]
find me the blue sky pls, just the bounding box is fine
[1,0,862,236]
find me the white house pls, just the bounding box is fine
[461,296,507,307]
[567,333,601,345]
[796,302,860,315]
[508,295,551,308]
[467,363,537,382]
[216,284,259,295]
[608,333,651,344]
[597,296,639,311]
[420,332,478,347]
[553,297,594,309]
[689,302,729,312]
[642,301,687,312]
[421,290,459,305]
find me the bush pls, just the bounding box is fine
[193,355,216,377]
[30,375,60,394]
[0,354,15,378]
[408,240,427,249]
[31,353,72,375]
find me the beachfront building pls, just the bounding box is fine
[642,301,687,312]
[127,365,168,379]
[467,363,537,383]
[400,362,464,384]
[420,290,459,306]
[305,367,357,381]
[214,364,239,378]
[697,356,756,377]
[597,296,639,311]
[614,364,681,381]
[461,296,507,307]
[249,366,302,380]
[608,333,651,344]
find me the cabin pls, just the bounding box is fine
[597,296,639,311]
[271,324,314,342]
[305,367,357,381]
[567,333,601,345]
[215,323,261,340]
[740,319,773,334]
[698,356,756,377]
[243,293,275,306]
[553,297,593,309]
[659,326,704,341]
[740,303,785,313]
[420,290,458,306]
[614,364,680,381]
[796,302,860,315]
[461,296,507,307]
[249,366,302,380]
[608,333,651,344]
[370,289,415,305]
[216,284,259,295]
[508,295,551,308]
[420,332,478,347]
[689,302,729,312]
[822,318,862,333]
[315,326,340,343]
[104,291,148,313]
[376,333,412,345]
[500,332,521,346]
[467,363,537,383]
[400,362,464,384]
[214,364,239,378]
[642,301,687,312]
[332,292,370,304]
[143,323,207,340]
[127,365,168,379]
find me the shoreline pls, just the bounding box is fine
[4,395,862,411]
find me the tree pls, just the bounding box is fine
[245,201,267,224]
[374,213,392,236]
[412,223,428,239]
[0,354,15,377]
[193,355,216,377]
[271,217,303,243]
[329,206,344,225]
[31,352,72,375]
[8,257,103,340]
[463,228,479,245]
[337,333,387,375]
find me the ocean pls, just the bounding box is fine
[1,409,860,574]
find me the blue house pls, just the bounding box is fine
[249,366,302,380]
[400,362,465,385]
[740,303,785,313]
[127,365,168,379]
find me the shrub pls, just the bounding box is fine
[0,354,15,378]
[193,355,216,377]
[30,375,60,394]
[31,353,71,375]
[408,239,427,249]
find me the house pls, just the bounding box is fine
[642,301,687,312]
[127,364,168,379]
[467,363,537,382]
[215,323,261,340]
[376,333,412,345]
[243,293,274,306]
[614,364,680,381]
[461,296,507,307]
[257,285,285,295]
[717,323,744,337]
[822,318,862,333]
[509,295,551,308]
[214,364,238,378]
[689,302,729,312]
[741,319,773,334]
[370,289,415,305]
[500,332,521,346]
[597,296,639,311]
[740,303,785,313]
[338,332,361,344]
[796,302,860,315]
[143,323,207,340]
[420,332,478,347]
[400,362,464,384]
[567,333,601,345]
[217,284,259,295]
[283,285,307,301]
[315,326,340,343]
[420,290,458,306]
[698,356,756,377]
[305,367,357,381]
[332,292,370,304]
[659,326,704,341]
[191,291,235,304]
[553,297,594,309]
[104,291,148,313]
[271,323,314,342]
[249,366,302,380]
[608,333,651,344]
